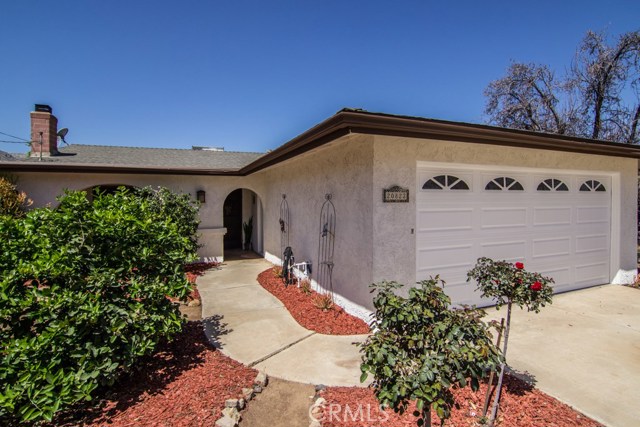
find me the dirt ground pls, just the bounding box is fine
[240,378,315,427]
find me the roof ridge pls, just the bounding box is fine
[62,144,264,154]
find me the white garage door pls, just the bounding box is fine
[416,165,612,307]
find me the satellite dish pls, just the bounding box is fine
[57,128,69,144]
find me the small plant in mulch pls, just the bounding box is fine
[300,278,312,294]
[467,258,554,426]
[272,265,283,278]
[313,293,334,311]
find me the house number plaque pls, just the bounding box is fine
[383,186,409,203]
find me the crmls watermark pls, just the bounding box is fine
[309,400,390,424]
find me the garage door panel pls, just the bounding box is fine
[481,207,527,229]
[575,234,609,254]
[478,240,527,261]
[532,237,572,259]
[533,206,572,226]
[534,266,572,288]
[417,166,612,307]
[576,206,610,224]
[417,243,474,270]
[440,282,488,306]
[417,265,473,287]
[575,261,609,285]
[417,208,473,233]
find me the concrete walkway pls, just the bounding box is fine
[197,257,368,386]
[485,285,640,427]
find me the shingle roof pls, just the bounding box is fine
[3,108,640,176]
[12,144,263,171]
[0,150,15,161]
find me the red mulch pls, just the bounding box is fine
[257,268,370,335]
[319,374,602,427]
[49,322,256,427]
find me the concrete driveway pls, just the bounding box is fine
[484,285,640,427]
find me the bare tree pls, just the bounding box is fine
[572,30,640,143]
[485,30,640,144]
[484,63,578,135]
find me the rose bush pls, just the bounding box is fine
[467,258,554,426]
[467,257,553,313]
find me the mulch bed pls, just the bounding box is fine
[257,267,370,335]
[319,374,602,427]
[48,322,256,427]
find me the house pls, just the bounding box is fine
[2,105,638,318]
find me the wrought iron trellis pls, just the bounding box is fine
[279,194,289,266]
[317,193,336,299]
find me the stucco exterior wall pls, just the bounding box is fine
[9,133,637,317]
[247,134,375,315]
[372,135,638,288]
[10,172,266,261]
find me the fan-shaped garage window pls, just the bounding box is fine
[579,180,606,192]
[485,177,524,191]
[422,175,470,190]
[537,178,569,192]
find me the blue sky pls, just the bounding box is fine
[1,1,638,154]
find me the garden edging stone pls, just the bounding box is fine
[214,372,269,427]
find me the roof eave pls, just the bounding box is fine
[239,110,640,174]
[3,110,639,176]
[0,162,242,176]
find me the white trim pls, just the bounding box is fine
[264,251,281,266]
[612,269,636,285]
[198,226,227,235]
[609,172,621,283]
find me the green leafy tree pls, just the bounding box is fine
[359,278,503,427]
[0,187,199,423]
[467,258,554,426]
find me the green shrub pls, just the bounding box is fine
[0,177,32,218]
[0,187,199,423]
[359,278,503,427]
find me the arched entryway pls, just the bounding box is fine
[223,188,263,256]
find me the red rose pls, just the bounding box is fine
[530,281,542,291]
[515,262,524,269]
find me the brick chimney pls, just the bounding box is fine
[30,104,59,157]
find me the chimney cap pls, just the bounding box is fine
[34,104,52,113]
